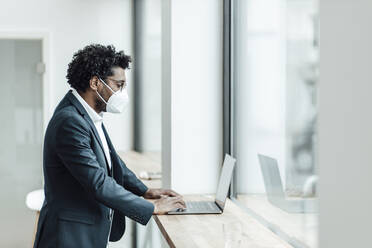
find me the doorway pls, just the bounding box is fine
[0,39,44,247]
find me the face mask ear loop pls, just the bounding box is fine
[96,77,111,105]
[98,77,116,94]
[96,89,108,104]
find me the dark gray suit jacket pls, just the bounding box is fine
[33,90,154,248]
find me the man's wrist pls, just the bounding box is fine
[143,188,152,199]
[152,201,158,215]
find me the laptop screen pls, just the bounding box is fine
[215,154,236,210]
[258,154,285,198]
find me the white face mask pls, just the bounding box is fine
[96,77,129,113]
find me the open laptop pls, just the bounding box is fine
[168,154,236,215]
[258,154,318,213]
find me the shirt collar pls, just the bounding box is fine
[71,88,103,123]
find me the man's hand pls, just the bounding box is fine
[143,188,181,199]
[153,195,186,215]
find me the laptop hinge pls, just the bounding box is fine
[215,200,224,211]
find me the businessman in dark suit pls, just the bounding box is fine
[33,44,185,248]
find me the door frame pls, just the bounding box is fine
[0,31,51,133]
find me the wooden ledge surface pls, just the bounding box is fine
[120,151,292,248]
[238,194,318,248]
[153,195,292,248]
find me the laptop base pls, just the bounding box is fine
[167,201,222,215]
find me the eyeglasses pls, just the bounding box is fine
[105,77,127,92]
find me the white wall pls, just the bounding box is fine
[319,0,372,247]
[162,0,223,194]
[0,0,134,151]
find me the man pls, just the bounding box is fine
[33,44,185,248]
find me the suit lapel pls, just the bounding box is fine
[101,124,115,176]
[66,90,110,173]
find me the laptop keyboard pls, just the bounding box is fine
[186,201,220,211]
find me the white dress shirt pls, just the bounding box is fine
[71,88,112,170]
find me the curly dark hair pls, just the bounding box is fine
[66,44,132,92]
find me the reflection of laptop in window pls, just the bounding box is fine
[167,154,236,215]
[258,154,318,213]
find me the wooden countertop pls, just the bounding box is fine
[119,151,292,248]
[154,195,292,248]
[118,150,162,189]
[237,194,318,248]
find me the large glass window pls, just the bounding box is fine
[231,0,319,247]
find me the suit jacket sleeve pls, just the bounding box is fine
[118,157,148,196]
[55,114,154,225]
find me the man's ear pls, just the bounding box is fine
[89,76,100,91]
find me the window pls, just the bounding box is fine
[228,0,319,247]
